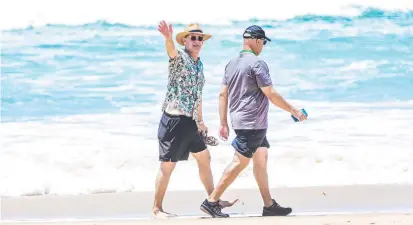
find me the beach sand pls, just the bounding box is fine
[2,184,413,224]
[2,213,413,225]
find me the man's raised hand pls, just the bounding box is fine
[158,20,173,40]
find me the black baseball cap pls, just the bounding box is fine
[243,25,271,42]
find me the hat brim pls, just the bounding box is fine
[176,32,212,46]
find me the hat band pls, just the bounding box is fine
[188,29,203,33]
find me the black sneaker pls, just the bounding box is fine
[262,199,292,216]
[200,199,229,218]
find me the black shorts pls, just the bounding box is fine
[157,112,207,162]
[231,129,270,158]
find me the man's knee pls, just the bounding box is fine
[159,162,176,177]
[253,147,268,163]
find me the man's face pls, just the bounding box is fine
[184,34,204,54]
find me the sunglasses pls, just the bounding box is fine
[248,37,267,45]
[188,35,204,41]
[262,39,267,45]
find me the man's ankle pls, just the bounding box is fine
[207,197,219,203]
[264,200,273,208]
[264,199,277,208]
[153,207,162,213]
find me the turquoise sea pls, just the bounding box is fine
[2,8,413,122]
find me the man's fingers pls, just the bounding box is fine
[218,133,226,141]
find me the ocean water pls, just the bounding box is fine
[1,0,413,197]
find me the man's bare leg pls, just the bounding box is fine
[191,149,214,195]
[192,149,239,207]
[153,161,176,217]
[207,151,250,202]
[252,147,293,216]
[252,147,273,207]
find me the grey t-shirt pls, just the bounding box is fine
[222,51,273,130]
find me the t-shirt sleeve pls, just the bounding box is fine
[222,62,229,85]
[252,60,272,87]
[169,48,183,69]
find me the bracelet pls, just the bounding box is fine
[197,120,204,124]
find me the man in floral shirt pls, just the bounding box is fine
[153,21,236,218]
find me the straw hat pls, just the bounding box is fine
[175,23,212,46]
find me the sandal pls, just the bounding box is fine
[202,131,219,146]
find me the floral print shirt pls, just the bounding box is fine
[161,48,205,121]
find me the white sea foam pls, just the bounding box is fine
[1,0,412,30]
[1,100,413,196]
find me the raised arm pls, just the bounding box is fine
[158,20,178,59]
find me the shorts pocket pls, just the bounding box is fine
[157,114,180,140]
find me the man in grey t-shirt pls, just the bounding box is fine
[200,25,307,218]
[223,50,272,130]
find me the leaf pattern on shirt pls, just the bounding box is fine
[161,49,205,121]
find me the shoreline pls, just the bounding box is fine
[2,184,413,222]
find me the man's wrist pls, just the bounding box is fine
[290,108,300,115]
